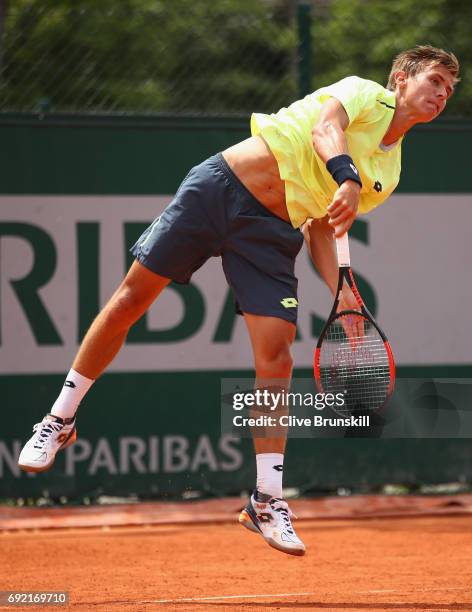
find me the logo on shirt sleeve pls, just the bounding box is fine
[373,181,382,193]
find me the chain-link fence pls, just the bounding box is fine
[0,0,470,117]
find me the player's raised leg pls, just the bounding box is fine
[18,261,170,473]
[18,152,237,474]
[238,313,306,556]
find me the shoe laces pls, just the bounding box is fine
[32,419,63,450]
[270,498,297,535]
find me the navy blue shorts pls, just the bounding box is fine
[131,153,304,324]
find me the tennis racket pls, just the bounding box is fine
[314,233,395,416]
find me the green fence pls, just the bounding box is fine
[0,114,471,194]
[1,1,470,117]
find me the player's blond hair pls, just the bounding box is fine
[386,45,460,91]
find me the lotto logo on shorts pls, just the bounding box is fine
[280,298,298,308]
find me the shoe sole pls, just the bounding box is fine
[265,537,306,557]
[238,509,306,557]
[18,428,77,473]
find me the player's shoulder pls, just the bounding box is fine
[336,75,386,94]
[315,75,386,100]
[334,77,396,115]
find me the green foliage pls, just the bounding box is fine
[312,0,471,118]
[1,0,296,113]
[0,0,470,116]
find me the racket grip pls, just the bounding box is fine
[336,233,351,267]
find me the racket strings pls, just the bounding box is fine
[318,313,392,415]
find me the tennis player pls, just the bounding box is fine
[19,45,459,556]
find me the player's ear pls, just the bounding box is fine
[394,70,408,90]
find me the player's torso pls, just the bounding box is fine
[252,79,402,225]
[222,135,290,223]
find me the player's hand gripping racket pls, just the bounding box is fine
[314,233,395,416]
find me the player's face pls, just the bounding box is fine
[401,64,455,122]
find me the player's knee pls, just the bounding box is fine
[255,345,293,377]
[103,285,147,329]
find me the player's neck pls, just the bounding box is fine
[383,89,424,145]
[382,107,418,146]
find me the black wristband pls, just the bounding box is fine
[326,154,362,188]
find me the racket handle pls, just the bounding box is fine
[336,233,351,267]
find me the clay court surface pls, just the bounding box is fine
[1,497,472,611]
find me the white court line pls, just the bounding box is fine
[139,592,316,604]
[137,586,471,606]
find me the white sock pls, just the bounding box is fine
[256,453,284,499]
[50,368,95,420]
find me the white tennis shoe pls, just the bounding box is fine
[239,490,306,556]
[18,414,77,473]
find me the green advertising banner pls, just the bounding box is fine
[2,373,472,499]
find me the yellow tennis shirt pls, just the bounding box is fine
[251,76,402,228]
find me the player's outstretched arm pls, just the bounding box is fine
[303,217,358,312]
[303,216,338,295]
[312,98,361,238]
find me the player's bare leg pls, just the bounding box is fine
[18,261,170,472]
[238,313,305,556]
[73,261,171,379]
[243,313,294,455]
